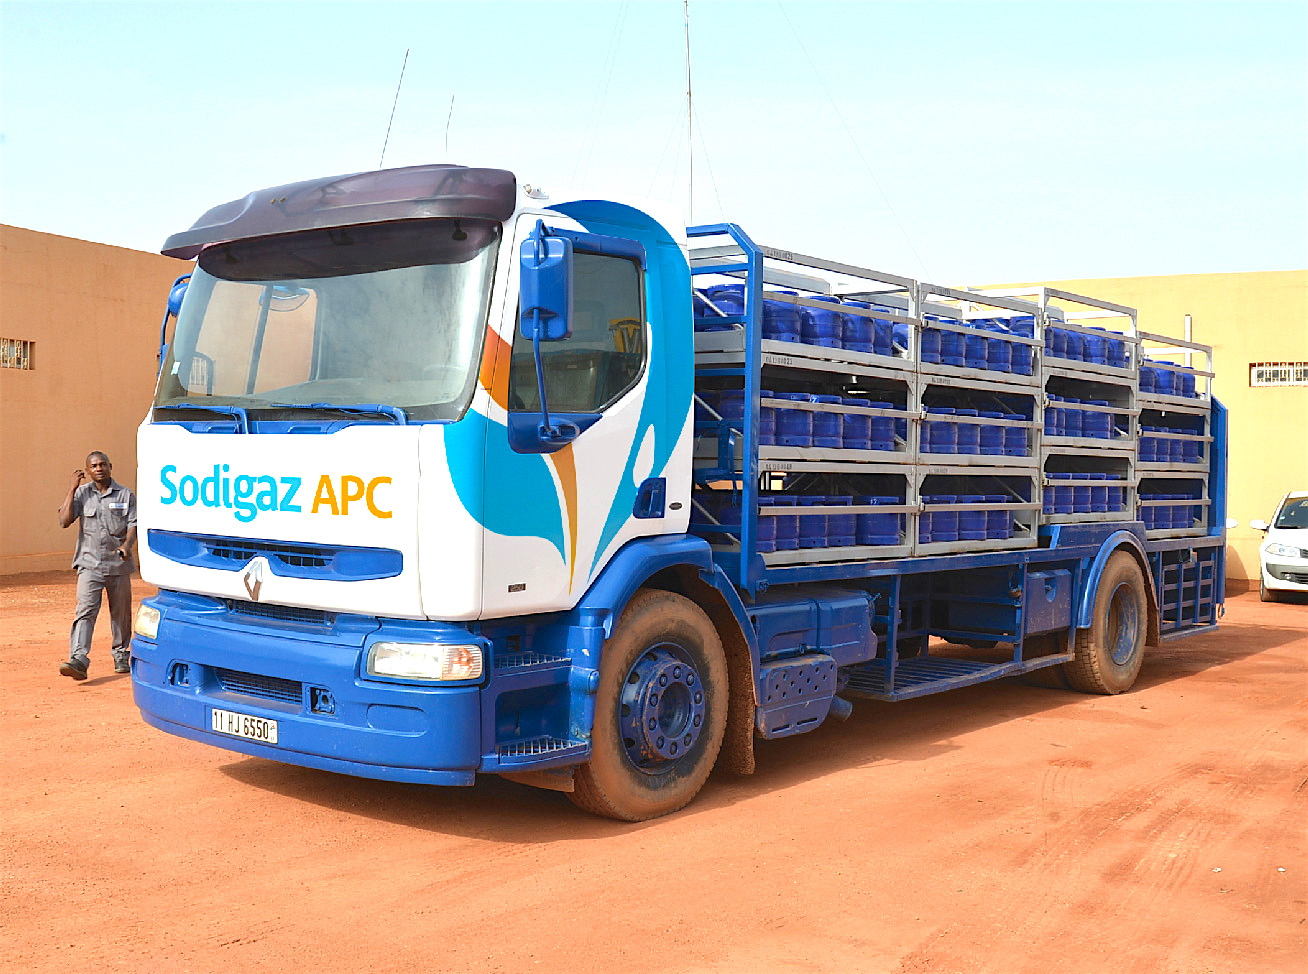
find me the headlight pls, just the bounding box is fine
[1266,543,1308,559]
[1266,542,1304,559]
[366,641,483,681]
[133,604,161,640]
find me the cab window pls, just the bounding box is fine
[510,252,645,413]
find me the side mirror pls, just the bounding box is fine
[1225,518,1239,529]
[158,273,191,374]
[1250,519,1270,532]
[519,223,572,341]
[167,278,189,317]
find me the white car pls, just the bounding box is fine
[1252,491,1308,602]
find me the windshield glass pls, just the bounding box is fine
[1274,497,1308,529]
[155,219,501,422]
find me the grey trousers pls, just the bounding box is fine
[69,570,132,666]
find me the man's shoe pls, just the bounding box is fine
[114,658,131,674]
[59,660,89,681]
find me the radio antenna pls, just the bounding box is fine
[379,48,410,169]
[684,0,693,223]
[444,94,456,157]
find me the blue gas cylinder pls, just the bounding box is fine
[762,292,801,343]
[867,401,895,452]
[871,307,895,357]
[940,323,966,367]
[925,495,958,543]
[925,407,957,454]
[759,389,777,445]
[1106,475,1125,512]
[964,323,988,369]
[921,321,943,364]
[776,393,812,447]
[985,322,1012,373]
[1062,398,1083,439]
[810,395,843,448]
[827,495,855,547]
[1004,420,1025,454]
[1073,476,1092,514]
[771,497,799,550]
[1089,473,1108,513]
[979,411,1005,455]
[958,495,987,541]
[707,284,745,316]
[842,302,873,352]
[1064,328,1084,361]
[799,496,828,549]
[954,409,980,455]
[840,396,872,450]
[1051,473,1074,515]
[856,495,900,546]
[1051,328,1068,359]
[1083,400,1111,439]
[802,296,844,348]
[1083,328,1107,365]
[1010,315,1035,375]
[984,494,1011,540]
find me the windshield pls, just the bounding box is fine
[1274,497,1308,529]
[155,219,501,422]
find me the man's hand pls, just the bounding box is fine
[69,469,86,491]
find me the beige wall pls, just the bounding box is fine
[0,225,190,573]
[1012,269,1308,586]
[1,225,1304,587]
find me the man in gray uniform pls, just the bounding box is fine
[58,451,137,681]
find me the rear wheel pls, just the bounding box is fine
[569,590,727,821]
[1065,551,1148,694]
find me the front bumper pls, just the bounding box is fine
[130,594,483,785]
[1262,559,1308,592]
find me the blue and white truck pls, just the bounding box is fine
[130,164,1226,820]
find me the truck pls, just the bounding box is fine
[130,163,1227,820]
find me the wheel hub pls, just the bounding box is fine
[618,644,706,772]
[1107,582,1142,665]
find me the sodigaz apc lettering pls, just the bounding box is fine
[159,465,392,522]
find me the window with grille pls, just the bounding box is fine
[1,338,34,370]
[1249,362,1308,387]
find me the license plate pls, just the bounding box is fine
[211,708,279,745]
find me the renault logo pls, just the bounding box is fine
[242,558,266,602]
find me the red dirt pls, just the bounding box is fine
[2,573,1304,974]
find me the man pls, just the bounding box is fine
[58,452,137,681]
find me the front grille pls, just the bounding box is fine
[148,529,403,581]
[211,538,329,569]
[228,600,334,627]
[215,667,303,705]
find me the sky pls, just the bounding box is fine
[1,0,1305,286]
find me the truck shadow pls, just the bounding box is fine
[216,607,1304,841]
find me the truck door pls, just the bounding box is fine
[478,217,668,616]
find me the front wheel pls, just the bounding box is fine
[1259,578,1280,603]
[1065,551,1148,694]
[569,590,727,821]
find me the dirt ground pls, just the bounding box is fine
[1,572,1303,974]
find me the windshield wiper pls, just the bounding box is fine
[154,402,250,433]
[263,402,409,425]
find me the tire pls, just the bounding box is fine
[1259,578,1280,603]
[1065,551,1148,694]
[569,590,727,821]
